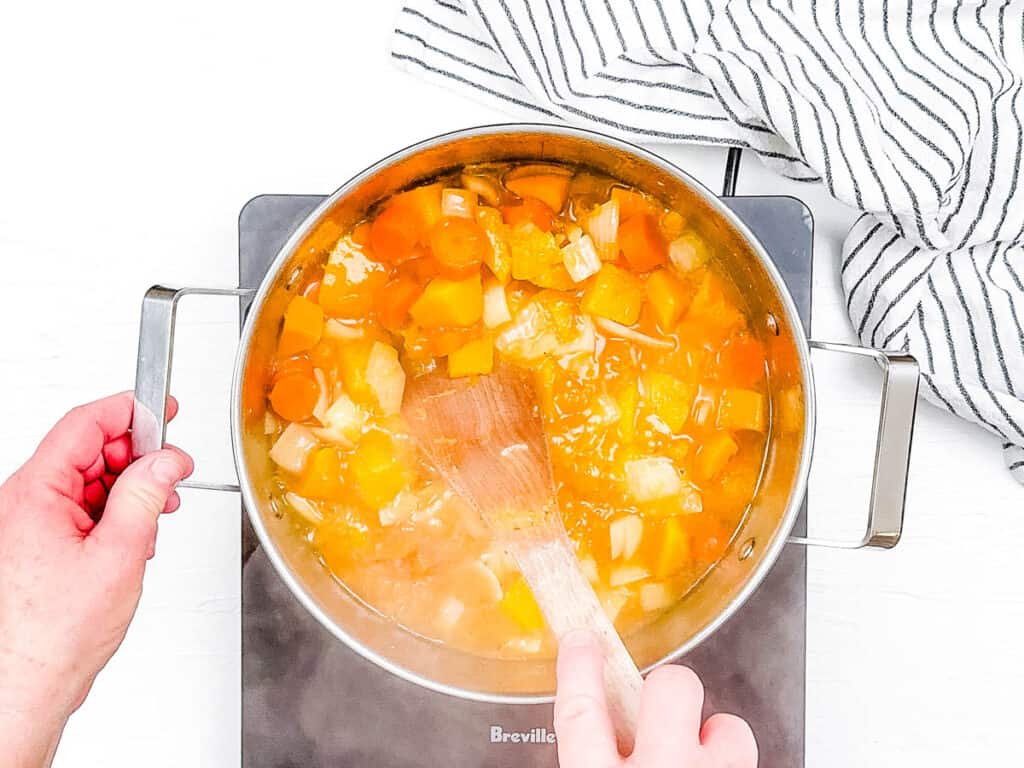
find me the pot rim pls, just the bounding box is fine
[231,122,816,705]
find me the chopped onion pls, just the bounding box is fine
[561,233,602,282]
[585,199,620,259]
[691,385,719,428]
[600,590,630,622]
[482,546,518,582]
[263,411,279,435]
[640,582,675,612]
[496,302,596,361]
[461,174,502,206]
[269,423,317,474]
[587,393,621,426]
[669,232,707,272]
[438,597,465,629]
[594,317,675,350]
[577,555,600,585]
[680,484,703,514]
[365,341,406,416]
[609,565,650,588]
[442,188,477,219]
[323,318,364,340]
[482,280,512,328]
[609,515,643,560]
[285,492,323,525]
[312,392,365,447]
[312,368,329,423]
[378,490,415,526]
[466,560,504,603]
[625,457,683,503]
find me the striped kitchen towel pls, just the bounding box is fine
[391,0,1024,484]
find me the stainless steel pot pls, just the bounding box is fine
[130,124,920,704]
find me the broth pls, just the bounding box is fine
[261,162,769,658]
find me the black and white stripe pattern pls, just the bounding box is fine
[392,0,1024,484]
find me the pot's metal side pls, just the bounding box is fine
[229,124,816,704]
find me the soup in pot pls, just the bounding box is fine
[261,162,768,658]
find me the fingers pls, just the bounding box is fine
[630,665,705,764]
[700,713,758,767]
[33,392,136,472]
[93,446,193,557]
[554,630,620,768]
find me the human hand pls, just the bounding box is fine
[0,392,193,767]
[554,631,757,767]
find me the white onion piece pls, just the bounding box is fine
[482,546,518,582]
[438,597,465,629]
[577,555,600,585]
[594,317,675,350]
[609,565,650,587]
[285,492,323,525]
[312,393,366,447]
[263,411,278,435]
[587,393,621,426]
[625,457,683,503]
[269,423,317,474]
[585,199,620,259]
[442,188,477,218]
[640,582,675,612]
[461,174,502,206]
[482,280,512,328]
[609,515,643,560]
[365,341,406,416]
[561,234,602,282]
[312,368,329,423]
[599,589,630,621]
[669,232,707,272]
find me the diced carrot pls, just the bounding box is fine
[409,273,484,327]
[500,576,546,631]
[641,371,695,434]
[348,431,412,509]
[448,336,494,377]
[717,334,766,387]
[269,372,320,422]
[581,263,646,326]
[429,216,491,277]
[501,198,555,232]
[505,175,571,212]
[611,187,659,220]
[278,296,324,357]
[297,447,346,500]
[370,184,443,263]
[618,213,668,272]
[645,268,694,331]
[717,388,766,432]
[376,276,424,331]
[654,517,690,578]
[319,259,387,320]
[695,431,740,480]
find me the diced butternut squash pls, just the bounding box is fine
[507,224,562,281]
[717,334,766,387]
[615,381,639,442]
[365,341,406,415]
[337,340,375,405]
[448,336,494,378]
[624,457,682,503]
[348,431,412,509]
[581,264,645,326]
[500,576,546,631]
[654,518,690,578]
[501,198,555,231]
[642,371,695,434]
[695,431,740,480]
[315,507,372,570]
[370,184,443,263]
[429,216,491,277]
[505,175,571,212]
[717,388,766,432]
[269,371,320,422]
[410,273,484,327]
[645,268,693,331]
[319,254,388,319]
[279,296,324,357]
[297,447,346,500]
[618,213,668,272]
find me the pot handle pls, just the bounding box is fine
[788,341,920,549]
[131,285,255,492]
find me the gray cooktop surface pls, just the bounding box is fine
[240,194,812,768]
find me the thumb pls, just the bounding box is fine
[554,630,620,768]
[95,448,192,557]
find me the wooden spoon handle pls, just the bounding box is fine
[511,535,643,752]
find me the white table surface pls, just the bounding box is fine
[0,2,1020,766]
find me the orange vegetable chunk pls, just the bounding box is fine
[642,371,695,434]
[581,263,646,326]
[717,388,766,432]
[269,371,320,422]
[695,431,740,480]
[410,273,484,327]
[370,184,443,263]
[319,251,387,319]
[618,213,668,272]
[377,276,424,331]
[338,340,375,405]
[508,224,563,281]
[429,216,491,277]
[717,334,766,387]
[278,295,324,357]
[654,518,690,578]
[611,186,659,220]
[348,431,411,509]
[500,576,546,631]
[315,507,372,569]
[297,447,346,500]
[448,336,494,378]
[505,175,571,212]
[645,268,693,331]
[501,198,555,231]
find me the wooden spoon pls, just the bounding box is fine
[402,364,643,750]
